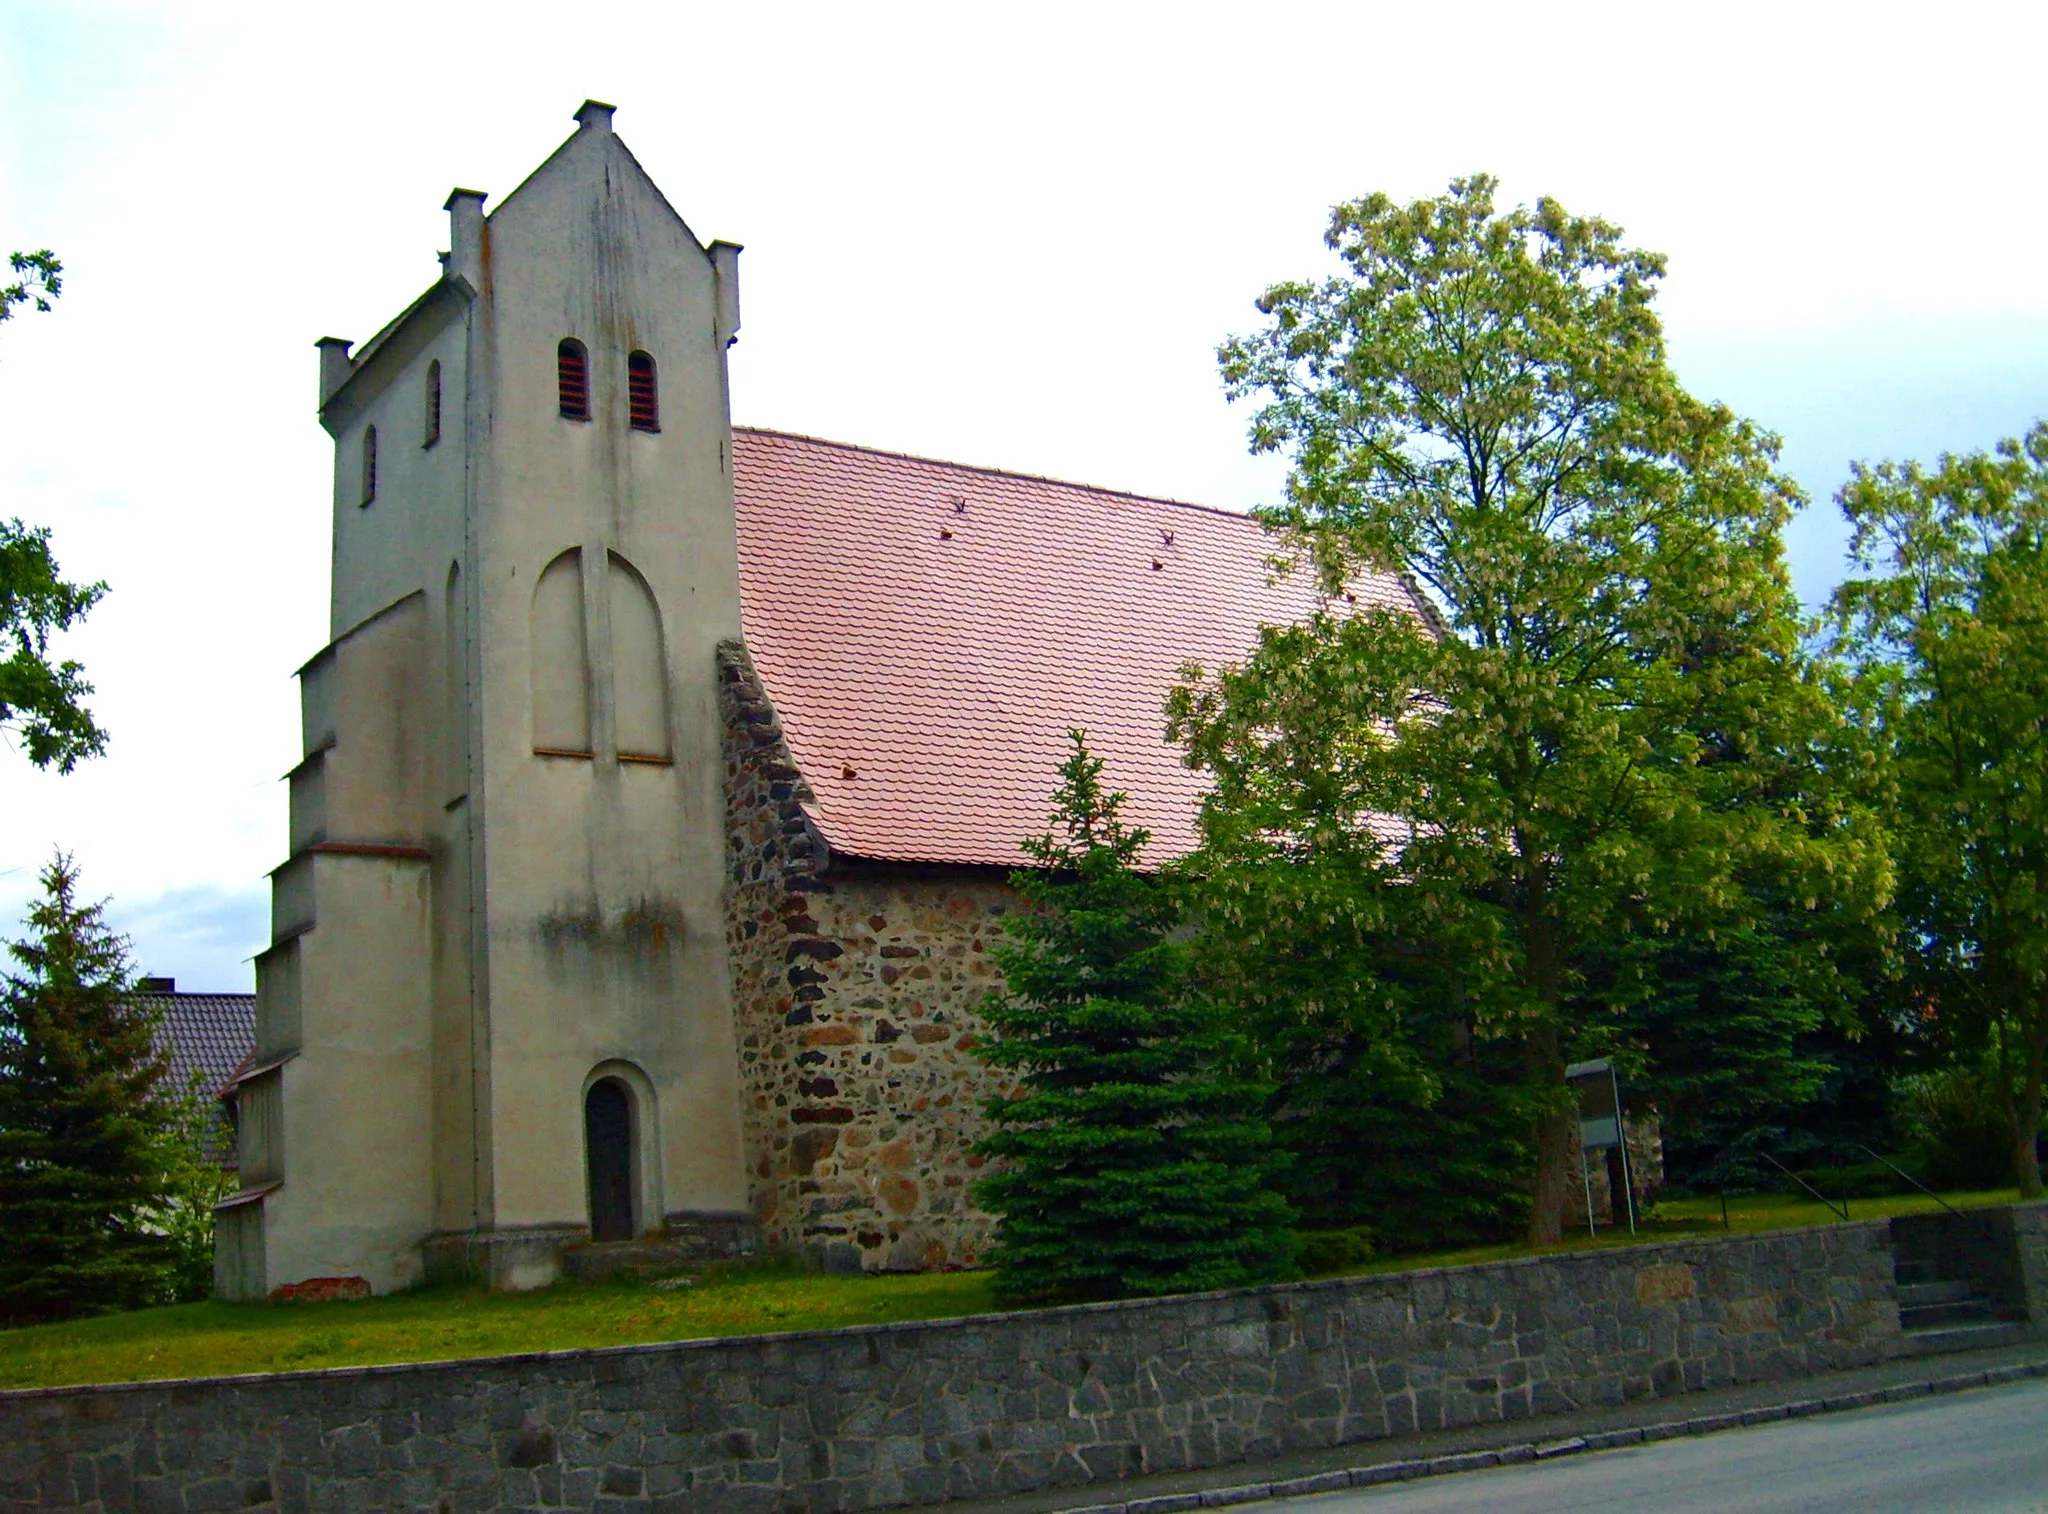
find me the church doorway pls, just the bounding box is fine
[584,1077,635,1242]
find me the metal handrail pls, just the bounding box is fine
[1731,1134,1969,1221]
[1753,1150,1851,1221]
[1847,1141,1963,1217]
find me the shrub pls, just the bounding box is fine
[1900,1067,2021,1191]
[1294,1225,1376,1276]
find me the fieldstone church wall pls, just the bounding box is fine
[5,1215,1976,1514]
[720,646,1011,1272]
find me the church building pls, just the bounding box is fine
[214,103,1423,1298]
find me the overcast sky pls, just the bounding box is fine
[3,1,2045,990]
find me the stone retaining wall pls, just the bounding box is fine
[1,1216,1949,1514]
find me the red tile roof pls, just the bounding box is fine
[731,428,1423,868]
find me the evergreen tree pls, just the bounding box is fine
[0,855,178,1322]
[972,734,1295,1302]
[1600,916,1837,1187]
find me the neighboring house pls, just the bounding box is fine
[215,102,1427,1301]
[135,977,255,1166]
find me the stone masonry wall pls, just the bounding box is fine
[720,645,1012,1272]
[1,1216,1956,1514]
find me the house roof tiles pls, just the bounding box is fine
[140,991,256,1101]
[730,428,1421,867]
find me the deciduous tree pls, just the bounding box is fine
[1173,655,1533,1249]
[1189,176,1881,1242]
[1,519,108,771]
[1833,425,2048,1197]
[1,249,107,772]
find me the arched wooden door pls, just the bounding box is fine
[584,1078,634,1242]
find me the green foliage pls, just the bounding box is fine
[151,1077,236,1304]
[0,250,61,327]
[1303,1040,1532,1252]
[1898,1064,2030,1192]
[0,256,107,772]
[1175,783,1531,1249]
[1600,915,1837,1187]
[971,733,1295,1303]
[0,856,180,1324]
[1189,175,1883,1242]
[1833,423,2048,1199]
[0,519,109,772]
[1293,1225,1375,1275]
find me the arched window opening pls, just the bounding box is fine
[530,548,591,755]
[557,339,589,421]
[608,553,671,761]
[442,560,466,801]
[585,1078,635,1242]
[360,425,378,506]
[424,359,442,447]
[627,350,658,432]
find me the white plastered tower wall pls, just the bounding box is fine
[217,103,753,1298]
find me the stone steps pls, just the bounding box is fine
[1897,1280,1973,1307]
[559,1213,762,1283]
[1901,1297,1999,1330]
[1892,1255,2026,1346]
[560,1240,707,1283]
[1901,1321,2035,1356]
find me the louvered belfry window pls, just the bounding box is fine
[557,339,589,420]
[361,425,378,506]
[628,350,658,432]
[424,358,442,446]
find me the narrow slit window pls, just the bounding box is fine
[360,425,378,506]
[558,339,589,421]
[424,359,442,447]
[627,351,659,432]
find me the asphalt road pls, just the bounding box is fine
[1283,1376,2048,1514]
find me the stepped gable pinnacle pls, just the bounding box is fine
[730,427,1422,867]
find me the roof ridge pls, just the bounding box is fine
[733,426,1271,527]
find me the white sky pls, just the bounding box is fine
[3,0,2045,990]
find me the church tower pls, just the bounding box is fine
[217,103,754,1295]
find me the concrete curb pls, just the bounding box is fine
[1046,1359,2048,1514]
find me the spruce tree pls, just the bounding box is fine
[972,734,1295,1303]
[0,855,178,1322]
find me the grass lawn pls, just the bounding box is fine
[0,1187,2021,1392]
[0,1262,998,1392]
[1339,1186,2025,1278]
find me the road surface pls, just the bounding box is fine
[1283,1376,2048,1513]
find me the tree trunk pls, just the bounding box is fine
[1526,1021,1574,1245]
[2018,1035,2044,1201]
[2015,1121,2042,1201]
[1521,872,1572,1246]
